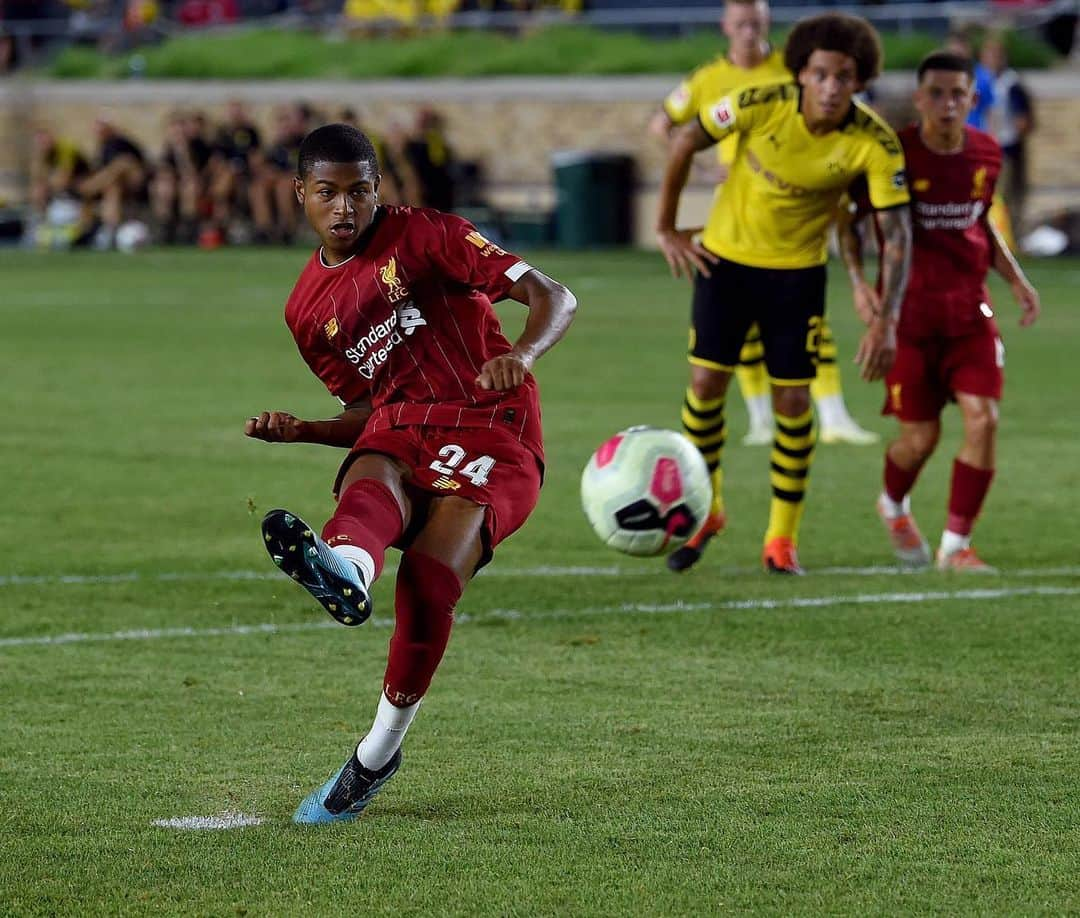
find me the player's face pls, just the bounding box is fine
[915,69,975,133]
[722,2,769,56]
[798,50,861,127]
[295,160,381,261]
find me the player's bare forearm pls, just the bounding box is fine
[478,270,577,391]
[988,218,1041,326]
[877,207,913,321]
[988,216,1024,285]
[836,208,866,285]
[244,402,372,447]
[655,121,711,233]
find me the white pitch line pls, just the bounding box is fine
[2,584,1078,650]
[153,812,263,830]
[2,563,1079,589]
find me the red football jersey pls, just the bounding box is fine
[899,124,1002,339]
[285,206,543,461]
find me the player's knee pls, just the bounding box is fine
[964,404,998,444]
[773,386,811,419]
[906,427,939,461]
[689,368,729,402]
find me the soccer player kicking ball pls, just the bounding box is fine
[656,13,913,575]
[245,124,576,822]
[838,52,1040,571]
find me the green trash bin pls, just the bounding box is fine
[552,151,635,248]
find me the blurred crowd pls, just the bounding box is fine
[27,101,463,250]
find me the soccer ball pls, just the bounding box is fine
[580,426,711,557]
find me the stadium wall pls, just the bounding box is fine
[3,73,1079,246]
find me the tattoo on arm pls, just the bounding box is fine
[836,208,865,284]
[877,207,912,321]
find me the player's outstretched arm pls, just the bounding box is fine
[244,401,373,447]
[855,206,911,381]
[988,218,1041,327]
[476,270,577,392]
[655,120,719,280]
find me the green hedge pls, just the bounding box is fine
[46,25,1058,80]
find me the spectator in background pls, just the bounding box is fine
[174,0,239,27]
[76,117,147,249]
[249,102,309,243]
[203,98,262,247]
[29,127,90,218]
[338,107,421,205]
[946,29,995,130]
[406,107,455,211]
[981,34,1034,233]
[150,109,213,244]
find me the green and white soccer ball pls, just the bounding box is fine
[580,426,711,557]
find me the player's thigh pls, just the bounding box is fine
[412,426,543,571]
[896,418,941,458]
[335,434,418,528]
[689,257,758,374]
[883,339,947,422]
[409,497,487,582]
[756,264,826,385]
[954,392,999,438]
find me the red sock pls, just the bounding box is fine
[884,452,921,504]
[946,459,994,536]
[321,479,404,580]
[384,551,463,706]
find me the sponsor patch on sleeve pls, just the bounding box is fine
[465,230,507,257]
[707,98,736,132]
[891,168,907,190]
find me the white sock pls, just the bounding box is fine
[815,394,851,430]
[746,394,773,431]
[878,491,910,519]
[330,545,375,587]
[939,529,970,557]
[357,694,421,771]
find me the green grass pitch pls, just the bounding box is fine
[1,247,1078,915]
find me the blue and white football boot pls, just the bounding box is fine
[261,509,372,626]
[293,749,403,825]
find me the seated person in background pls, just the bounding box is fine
[248,102,309,243]
[337,107,421,206]
[150,109,213,244]
[406,106,455,212]
[203,98,262,246]
[76,117,148,249]
[29,126,91,218]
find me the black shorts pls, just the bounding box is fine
[690,256,827,384]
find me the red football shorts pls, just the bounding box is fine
[883,327,1005,422]
[335,423,543,562]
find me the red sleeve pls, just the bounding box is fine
[422,211,532,301]
[289,315,370,406]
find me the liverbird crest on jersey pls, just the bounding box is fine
[379,256,409,303]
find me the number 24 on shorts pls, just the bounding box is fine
[429,444,496,486]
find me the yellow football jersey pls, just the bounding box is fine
[662,49,788,165]
[698,81,909,269]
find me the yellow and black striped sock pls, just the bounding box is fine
[682,388,726,516]
[765,408,816,544]
[810,320,840,402]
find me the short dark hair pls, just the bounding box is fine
[917,50,975,83]
[783,13,883,84]
[297,123,379,179]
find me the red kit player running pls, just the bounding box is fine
[839,52,1040,571]
[245,124,576,823]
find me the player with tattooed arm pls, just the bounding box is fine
[656,13,913,574]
